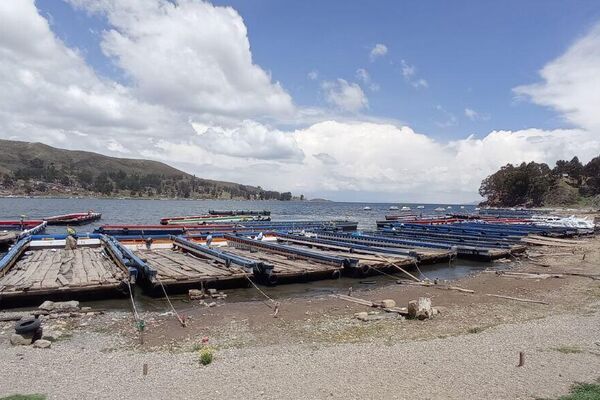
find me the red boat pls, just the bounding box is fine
[45,212,102,225]
[0,220,45,230]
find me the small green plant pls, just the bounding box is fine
[0,395,46,400]
[552,345,583,354]
[198,347,214,366]
[557,381,600,399]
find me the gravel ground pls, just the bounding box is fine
[1,309,599,400]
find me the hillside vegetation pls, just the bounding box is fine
[479,156,600,207]
[0,139,291,200]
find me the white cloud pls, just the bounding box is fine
[145,121,600,202]
[66,0,294,118]
[355,68,380,92]
[307,70,319,80]
[0,0,186,154]
[355,68,370,84]
[400,60,428,88]
[369,43,388,61]
[191,120,304,161]
[514,23,600,131]
[464,107,490,121]
[321,79,368,113]
[400,60,416,79]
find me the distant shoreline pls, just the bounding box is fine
[0,195,304,202]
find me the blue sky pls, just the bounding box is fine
[2,1,600,202]
[37,0,600,139]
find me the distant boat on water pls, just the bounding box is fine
[401,206,411,211]
[417,205,425,209]
[389,206,399,210]
[363,206,372,211]
[434,207,446,212]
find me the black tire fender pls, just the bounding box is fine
[15,317,41,334]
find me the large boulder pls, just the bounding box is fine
[408,297,434,320]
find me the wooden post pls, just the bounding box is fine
[143,363,148,376]
[517,351,525,367]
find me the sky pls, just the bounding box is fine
[1,0,600,202]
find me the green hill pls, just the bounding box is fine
[0,139,289,200]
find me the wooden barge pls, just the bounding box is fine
[95,220,359,236]
[160,214,271,225]
[0,234,136,308]
[126,237,258,295]
[45,212,102,225]
[0,221,47,250]
[273,233,452,266]
[208,210,271,216]
[316,231,521,261]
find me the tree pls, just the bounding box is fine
[479,162,552,207]
[93,172,113,195]
[279,192,292,201]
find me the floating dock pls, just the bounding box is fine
[0,221,47,250]
[119,235,279,294]
[96,220,359,236]
[0,234,135,307]
[45,212,102,225]
[314,231,518,261]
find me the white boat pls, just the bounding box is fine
[401,206,411,211]
[447,206,452,209]
[434,207,446,212]
[363,206,372,211]
[389,206,399,210]
[460,205,465,209]
[416,205,425,209]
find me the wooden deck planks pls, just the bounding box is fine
[224,246,339,275]
[0,247,127,294]
[135,249,247,281]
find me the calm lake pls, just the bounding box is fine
[0,197,493,310]
[0,197,477,233]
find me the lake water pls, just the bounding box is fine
[0,197,477,233]
[0,197,493,310]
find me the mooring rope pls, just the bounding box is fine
[125,279,145,342]
[156,275,187,327]
[364,264,401,281]
[373,253,422,282]
[242,274,279,315]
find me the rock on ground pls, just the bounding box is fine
[10,333,32,346]
[33,339,51,349]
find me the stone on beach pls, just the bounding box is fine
[408,297,434,320]
[39,300,80,312]
[10,333,33,346]
[33,339,52,349]
[380,299,396,308]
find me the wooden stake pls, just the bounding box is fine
[486,294,549,305]
[143,363,148,376]
[517,352,525,367]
